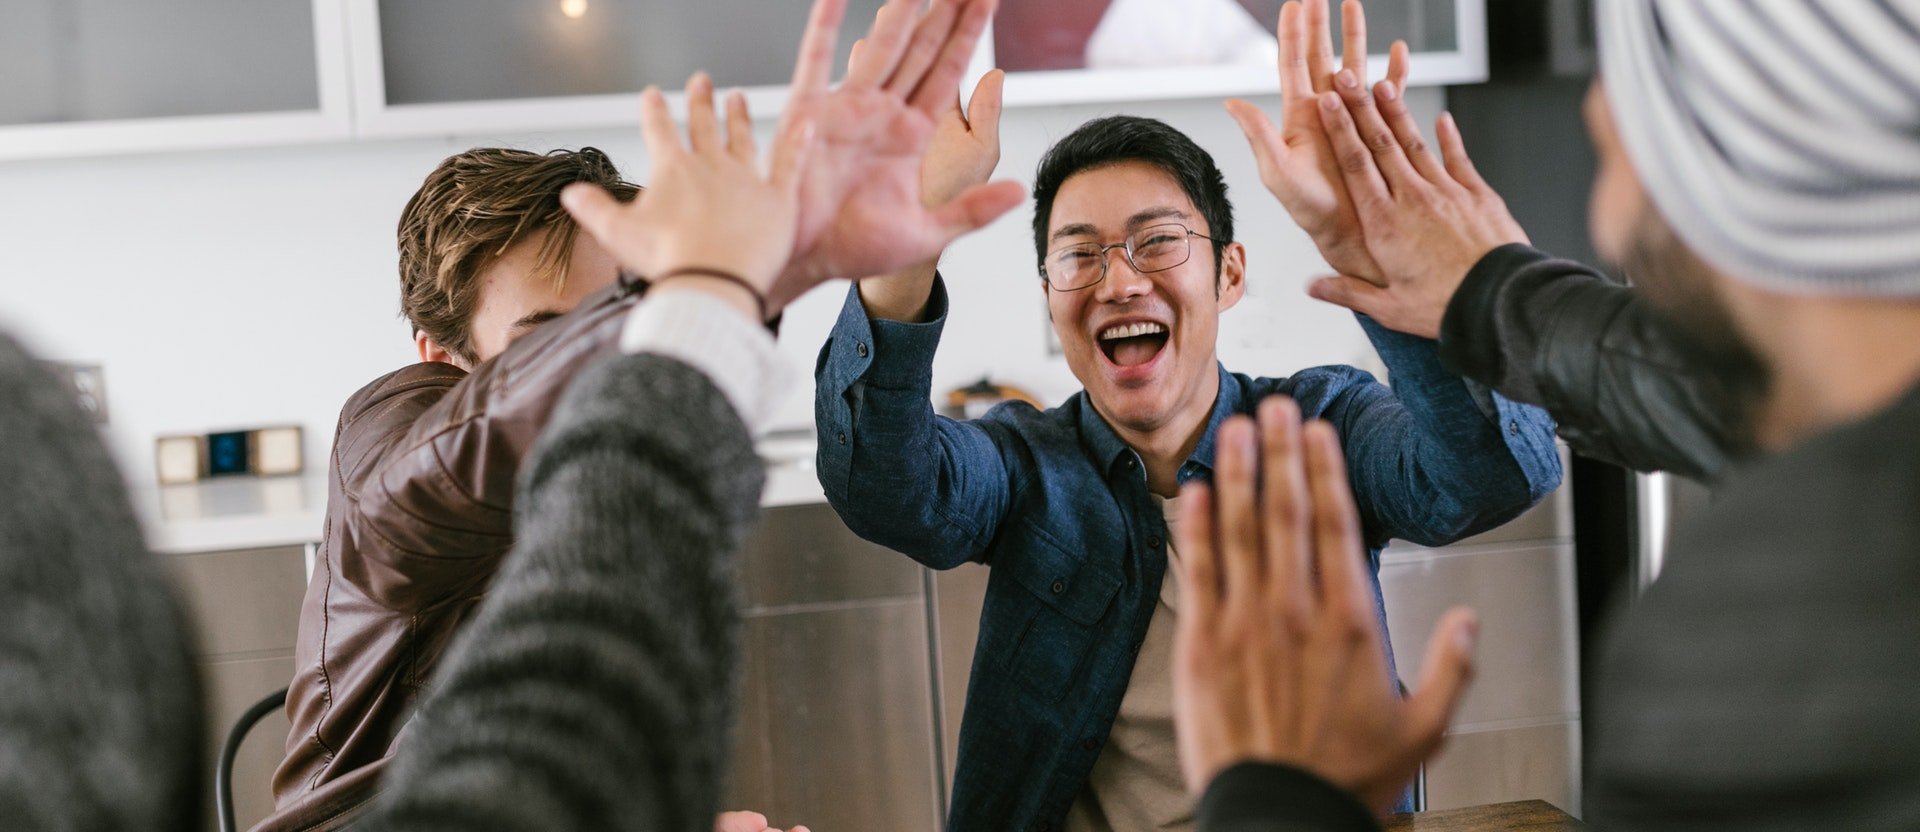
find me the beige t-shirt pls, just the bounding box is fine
[1064,494,1194,832]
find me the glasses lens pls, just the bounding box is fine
[1130,225,1190,273]
[1046,245,1104,290]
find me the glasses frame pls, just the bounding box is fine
[1040,223,1218,292]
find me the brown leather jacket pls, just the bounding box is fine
[261,281,642,829]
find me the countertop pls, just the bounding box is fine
[135,438,828,555]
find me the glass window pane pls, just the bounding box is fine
[0,0,320,126]
[377,0,889,106]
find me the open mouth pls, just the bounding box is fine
[1098,321,1170,368]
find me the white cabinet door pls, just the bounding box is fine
[0,0,353,161]
[346,0,891,139]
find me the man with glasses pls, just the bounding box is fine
[811,10,1559,828]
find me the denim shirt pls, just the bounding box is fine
[814,279,1560,832]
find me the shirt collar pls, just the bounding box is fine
[1077,363,1244,483]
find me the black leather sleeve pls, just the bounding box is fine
[1197,763,1382,832]
[1438,244,1748,481]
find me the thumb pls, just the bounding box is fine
[1306,274,1391,315]
[1224,99,1288,182]
[1403,607,1477,753]
[968,69,1006,138]
[927,179,1026,241]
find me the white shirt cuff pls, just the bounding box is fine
[618,291,792,436]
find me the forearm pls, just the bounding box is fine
[856,261,941,323]
[1348,320,1561,546]
[1440,244,1746,480]
[816,280,1008,565]
[360,354,763,832]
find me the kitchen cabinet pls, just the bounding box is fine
[0,0,352,160]
[1,0,1486,159]
[342,0,891,139]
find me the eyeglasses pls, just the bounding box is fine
[1041,223,1217,292]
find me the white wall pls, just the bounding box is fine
[0,88,1441,486]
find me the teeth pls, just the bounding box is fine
[1098,322,1167,341]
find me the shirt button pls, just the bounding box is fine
[1050,579,1066,594]
[1508,420,1520,436]
[1147,535,1163,549]
[1037,824,1052,832]
[855,341,869,357]
[837,431,848,445]
[1132,640,1144,654]
[1125,457,1136,469]
[1082,737,1100,751]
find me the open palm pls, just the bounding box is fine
[769,0,1024,313]
[1228,0,1406,285]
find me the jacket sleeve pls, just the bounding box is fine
[1306,318,1562,550]
[1439,244,1747,481]
[813,278,1020,569]
[358,352,763,832]
[334,284,638,613]
[1197,763,1383,832]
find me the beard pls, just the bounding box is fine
[1615,210,1773,443]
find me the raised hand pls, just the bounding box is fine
[561,74,813,319]
[769,0,1026,313]
[1305,77,1530,338]
[1171,397,1477,812]
[1226,0,1407,284]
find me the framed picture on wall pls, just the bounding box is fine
[970,0,1487,107]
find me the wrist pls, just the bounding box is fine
[647,273,762,323]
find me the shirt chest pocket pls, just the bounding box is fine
[996,522,1124,703]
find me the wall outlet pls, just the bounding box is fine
[49,362,109,425]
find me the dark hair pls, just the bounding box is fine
[398,146,639,363]
[1030,115,1233,280]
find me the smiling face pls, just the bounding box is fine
[1045,161,1246,438]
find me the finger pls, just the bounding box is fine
[884,0,961,99]
[1387,39,1410,91]
[923,178,1025,240]
[1306,273,1393,310]
[1301,420,1374,615]
[770,116,817,193]
[1306,0,1337,93]
[1175,482,1221,624]
[1213,416,1266,613]
[1436,111,1491,191]
[1332,72,1424,193]
[1373,79,1449,186]
[637,86,684,162]
[1340,0,1367,81]
[908,0,997,114]
[1405,607,1478,752]
[726,91,757,164]
[685,73,721,156]
[1315,91,1394,218]
[1277,1,1312,105]
[1225,99,1288,183]
[1257,397,1314,622]
[966,69,1006,141]
[788,0,848,97]
[843,0,915,90]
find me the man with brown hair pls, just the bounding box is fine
[259,0,1021,826]
[268,144,651,828]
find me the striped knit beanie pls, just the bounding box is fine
[1597,0,1920,296]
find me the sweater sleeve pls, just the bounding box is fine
[0,333,203,832]
[1439,244,1749,480]
[358,352,765,831]
[1197,763,1383,832]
